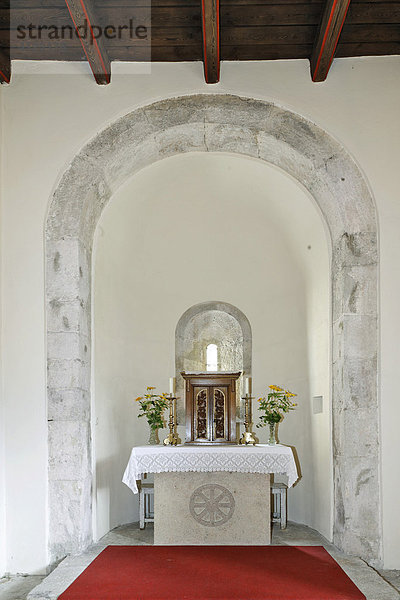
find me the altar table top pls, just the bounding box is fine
[122,444,299,494]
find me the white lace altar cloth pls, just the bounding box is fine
[122,444,299,494]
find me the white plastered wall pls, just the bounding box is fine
[1,57,399,571]
[92,153,331,541]
[305,247,332,537]
[0,85,6,578]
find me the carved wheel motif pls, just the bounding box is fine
[189,484,235,527]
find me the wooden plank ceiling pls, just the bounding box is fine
[1,0,400,84]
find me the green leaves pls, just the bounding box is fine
[256,385,297,428]
[134,387,169,430]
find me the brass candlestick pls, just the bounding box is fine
[163,394,181,446]
[239,394,257,445]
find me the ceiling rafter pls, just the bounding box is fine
[310,0,352,82]
[201,0,220,84]
[0,2,10,84]
[64,0,111,84]
[0,48,10,85]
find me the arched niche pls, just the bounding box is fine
[45,94,380,566]
[176,300,251,374]
[175,301,252,419]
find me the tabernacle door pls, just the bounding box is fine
[212,386,229,442]
[193,386,210,442]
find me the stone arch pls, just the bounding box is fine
[46,94,380,566]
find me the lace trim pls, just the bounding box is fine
[123,447,298,493]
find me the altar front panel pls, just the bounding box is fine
[154,472,270,546]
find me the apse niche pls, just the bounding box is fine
[181,310,243,373]
[93,151,331,544]
[175,301,252,418]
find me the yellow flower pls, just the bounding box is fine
[269,385,282,391]
[135,396,143,402]
[147,386,156,390]
[274,385,283,392]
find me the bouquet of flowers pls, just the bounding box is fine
[257,385,297,428]
[135,386,169,430]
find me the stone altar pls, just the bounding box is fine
[122,444,298,545]
[154,471,270,546]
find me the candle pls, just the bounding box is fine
[169,377,176,395]
[244,376,252,396]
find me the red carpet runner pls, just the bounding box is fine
[59,545,365,600]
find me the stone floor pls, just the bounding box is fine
[378,571,400,594]
[0,576,46,600]
[0,522,398,599]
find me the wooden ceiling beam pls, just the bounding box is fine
[310,0,351,82]
[201,0,220,84]
[64,0,111,84]
[0,47,10,84]
[0,2,10,84]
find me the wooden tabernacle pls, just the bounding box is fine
[182,371,241,445]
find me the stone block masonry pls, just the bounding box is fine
[45,94,380,566]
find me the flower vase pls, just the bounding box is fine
[148,427,160,445]
[268,422,277,445]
